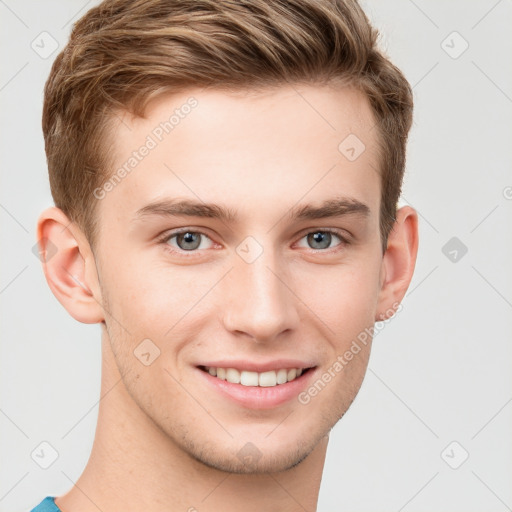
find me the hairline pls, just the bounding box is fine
[85,79,389,252]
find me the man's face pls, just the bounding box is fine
[93,85,385,473]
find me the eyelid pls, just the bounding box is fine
[293,228,351,250]
[157,227,220,255]
[156,226,351,257]
[158,226,213,242]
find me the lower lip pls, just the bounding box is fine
[195,367,317,410]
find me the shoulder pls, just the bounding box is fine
[29,496,61,512]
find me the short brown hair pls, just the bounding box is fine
[42,0,413,250]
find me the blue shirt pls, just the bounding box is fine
[30,497,61,512]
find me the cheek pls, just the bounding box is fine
[294,257,382,338]
[101,254,224,337]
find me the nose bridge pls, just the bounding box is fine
[222,243,299,341]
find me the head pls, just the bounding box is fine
[38,0,418,474]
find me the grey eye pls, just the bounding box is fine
[307,231,333,249]
[165,230,215,253]
[175,232,202,250]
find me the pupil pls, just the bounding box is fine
[308,231,331,249]
[178,232,200,250]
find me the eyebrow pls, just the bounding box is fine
[133,197,370,223]
[291,198,370,221]
[134,199,237,223]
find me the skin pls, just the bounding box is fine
[38,84,418,512]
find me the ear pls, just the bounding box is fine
[376,205,419,321]
[36,207,105,324]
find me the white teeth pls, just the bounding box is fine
[204,366,309,387]
[259,370,277,387]
[287,368,297,381]
[225,368,240,384]
[241,371,259,386]
[276,368,288,385]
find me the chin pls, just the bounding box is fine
[182,432,322,475]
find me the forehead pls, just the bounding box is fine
[98,84,381,225]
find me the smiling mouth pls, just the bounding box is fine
[198,365,314,387]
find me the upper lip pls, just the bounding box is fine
[197,359,317,373]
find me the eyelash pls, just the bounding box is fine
[294,228,349,252]
[157,229,216,258]
[157,227,350,257]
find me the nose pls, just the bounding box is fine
[221,249,300,343]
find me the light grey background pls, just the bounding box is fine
[1,1,511,511]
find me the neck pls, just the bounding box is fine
[55,339,329,512]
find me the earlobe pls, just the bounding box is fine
[36,207,105,324]
[376,206,419,321]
